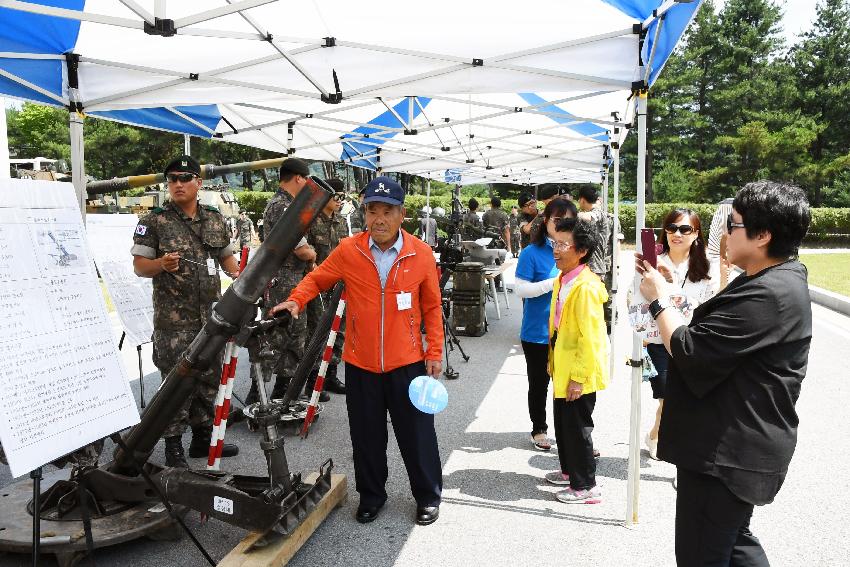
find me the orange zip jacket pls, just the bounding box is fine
[287,229,444,374]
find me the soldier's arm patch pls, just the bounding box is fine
[135,224,148,236]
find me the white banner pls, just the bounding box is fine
[0,179,139,477]
[86,213,154,347]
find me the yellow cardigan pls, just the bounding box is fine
[548,266,610,398]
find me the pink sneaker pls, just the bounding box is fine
[555,486,602,504]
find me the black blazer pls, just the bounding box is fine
[658,260,812,505]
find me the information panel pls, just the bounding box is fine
[0,179,139,477]
[86,213,154,347]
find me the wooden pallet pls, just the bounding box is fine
[218,474,347,567]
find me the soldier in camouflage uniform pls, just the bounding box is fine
[518,193,539,250]
[132,155,241,468]
[509,206,521,253]
[237,210,254,249]
[481,196,512,254]
[246,158,317,404]
[461,198,482,240]
[347,187,367,234]
[577,185,612,332]
[304,178,348,397]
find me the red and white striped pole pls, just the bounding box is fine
[207,246,249,470]
[301,290,347,438]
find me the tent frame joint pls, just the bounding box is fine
[143,17,176,37]
[322,37,336,48]
[471,58,484,66]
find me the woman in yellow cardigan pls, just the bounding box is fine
[545,217,609,504]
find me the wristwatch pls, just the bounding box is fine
[649,297,672,320]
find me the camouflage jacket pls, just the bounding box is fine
[584,206,610,275]
[519,212,538,249]
[237,216,253,242]
[461,211,482,240]
[264,190,310,287]
[307,210,349,265]
[348,205,365,234]
[482,208,509,233]
[132,201,233,331]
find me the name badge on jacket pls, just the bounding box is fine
[396,292,412,311]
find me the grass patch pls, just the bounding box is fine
[799,253,850,297]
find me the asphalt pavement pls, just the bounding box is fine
[1,255,848,567]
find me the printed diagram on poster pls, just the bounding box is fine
[0,179,140,478]
[86,214,154,347]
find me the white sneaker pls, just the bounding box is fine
[555,486,602,504]
[644,432,659,460]
[544,471,570,486]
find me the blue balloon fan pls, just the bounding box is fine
[408,375,448,414]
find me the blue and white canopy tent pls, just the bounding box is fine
[0,0,705,524]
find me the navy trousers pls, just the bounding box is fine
[344,361,442,508]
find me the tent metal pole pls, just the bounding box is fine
[626,91,648,527]
[0,97,9,180]
[610,143,621,385]
[70,112,86,216]
[426,178,431,218]
[184,134,191,155]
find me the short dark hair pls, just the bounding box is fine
[554,217,598,264]
[490,196,502,208]
[536,185,558,200]
[733,180,811,258]
[578,185,599,203]
[468,198,479,210]
[532,197,577,247]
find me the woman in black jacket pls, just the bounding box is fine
[636,180,812,567]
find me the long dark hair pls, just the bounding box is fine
[532,197,577,247]
[658,208,710,282]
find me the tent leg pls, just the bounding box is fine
[625,91,648,527]
[70,112,86,216]
[0,97,9,180]
[184,134,191,155]
[609,144,620,383]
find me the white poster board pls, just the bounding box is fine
[86,213,154,347]
[0,179,139,477]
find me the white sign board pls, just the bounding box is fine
[0,179,140,477]
[86,214,154,347]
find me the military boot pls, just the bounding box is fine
[323,364,346,395]
[270,376,291,400]
[164,436,188,468]
[188,426,239,458]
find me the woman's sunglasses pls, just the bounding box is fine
[166,172,199,183]
[664,223,695,236]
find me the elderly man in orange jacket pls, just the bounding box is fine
[271,176,444,526]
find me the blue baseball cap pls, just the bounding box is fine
[362,176,405,206]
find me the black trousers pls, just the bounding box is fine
[675,468,770,567]
[552,394,596,490]
[521,341,550,436]
[344,361,442,508]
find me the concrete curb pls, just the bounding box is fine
[809,284,850,317]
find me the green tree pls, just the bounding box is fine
[6,103,70,160]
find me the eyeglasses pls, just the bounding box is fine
[166,172,199,183]
[332,193,346,202]
[548,216,563,223]
[553,241,573,251]
[664,223,695,236]
[726,213,746,233]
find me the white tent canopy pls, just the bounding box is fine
[1,0,700,184]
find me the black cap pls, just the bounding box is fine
[518,192,536,208]
[164,155,201,176]
[326,178,345,192]
[537,185,558,200]
[279,157,310,177]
